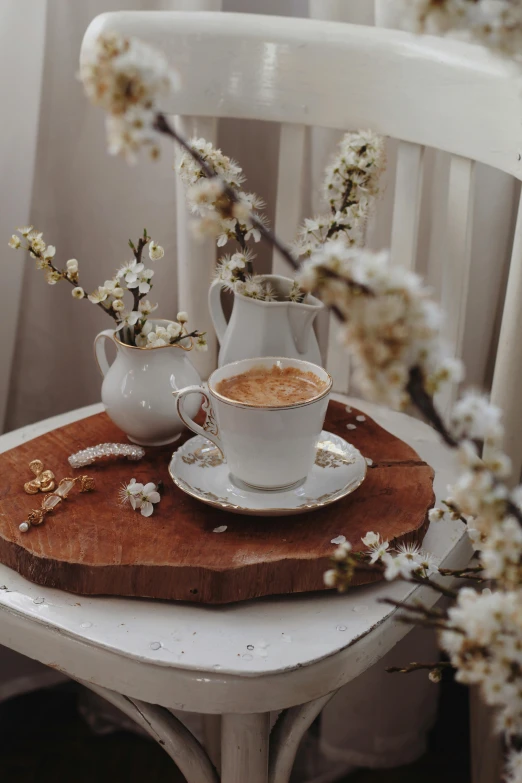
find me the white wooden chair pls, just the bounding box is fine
[0,11,520,782]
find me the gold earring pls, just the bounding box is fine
[24,459,55,495]
[19,475,95,533]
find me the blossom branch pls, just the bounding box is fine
[406,365,457,447]
[153,113,299,273]
[386,661,453,675]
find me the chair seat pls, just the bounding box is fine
[0,397,470,714]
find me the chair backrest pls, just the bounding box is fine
[82,11,522,467]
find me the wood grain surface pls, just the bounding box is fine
[0,402,434,603]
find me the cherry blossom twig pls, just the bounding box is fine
[386,661,453,675]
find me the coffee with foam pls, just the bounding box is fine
[215,364,328,407]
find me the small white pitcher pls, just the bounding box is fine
[94,319,201,446]
[208,274,324,367]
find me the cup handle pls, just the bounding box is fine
[174,386,225,458]
[208,278,228,343]
[94,329,115,377]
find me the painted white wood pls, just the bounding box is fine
[491,195,522,476]
[437,155,476,415]
[443,156,476,355]
[174,114,218,379]
[390,141,425,270]
[272,123,306,276]
[80,680,219,783]
[221,712,269,783]
[269,693,335,783]
[0,396,470,715]
[82,13,522,179]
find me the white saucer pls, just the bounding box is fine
[168,430,367,516]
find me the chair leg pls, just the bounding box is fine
[203,714,222,772]
[221,712,270,783]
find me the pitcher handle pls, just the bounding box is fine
[174,385,225,458]
[94,329,115,377]
[208,279,228,343]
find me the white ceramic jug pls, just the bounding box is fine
[208,274,324,367]
[94,319,201,446]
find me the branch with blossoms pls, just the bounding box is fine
[397,0,522,58]
[292,131,386,262]
[78,29,522,782]
[8,226,207,352]
[176,136,281,302]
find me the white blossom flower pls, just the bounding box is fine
[394,0,467,35]
[195,334,208,351]
[451,391,504,444]
[177,137,244,189]
[112,299,125,312]
[506,749,522,783]
[134,481,161,516]
[186,177,226,216]
[17,225,33,237]
[118,478,143,509]
[127,267,153,294]
[244,225,261,243]
[382,552,416,580]
[80,33,180,163]
[323,569,338,587]
[8,235,21,249]
[361,531,380,547]
[395,0,522,58]
[139,299,158,316]
[30,234,46,255]
[428,507,445,523]
[191,214,225,241]
[103,279,120,294]
[88,286,109,304]
[112,286,124,298]
[71,287,85,299]
[45,269,61,285]
[177,311,188,323]
[323,130,385,216]
[297,243,459,409]
[333,541,352,561]
[117,260,141,282]
[66,258,79,275]
[367,536,390,565]
[167,321,182,339]
[120,310,140,326]
[148,241,164,260]
[216,218,240,247]
[147,330,167,347]
[236,275,266,300]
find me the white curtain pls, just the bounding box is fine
[0,1,515,780]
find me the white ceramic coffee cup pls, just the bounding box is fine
[174,356,332,491]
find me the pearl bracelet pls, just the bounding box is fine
[68,443,145,469]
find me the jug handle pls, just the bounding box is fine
[94,329,115,377]
[208,279,228,343]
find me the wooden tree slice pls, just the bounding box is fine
[0,402,434,603]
